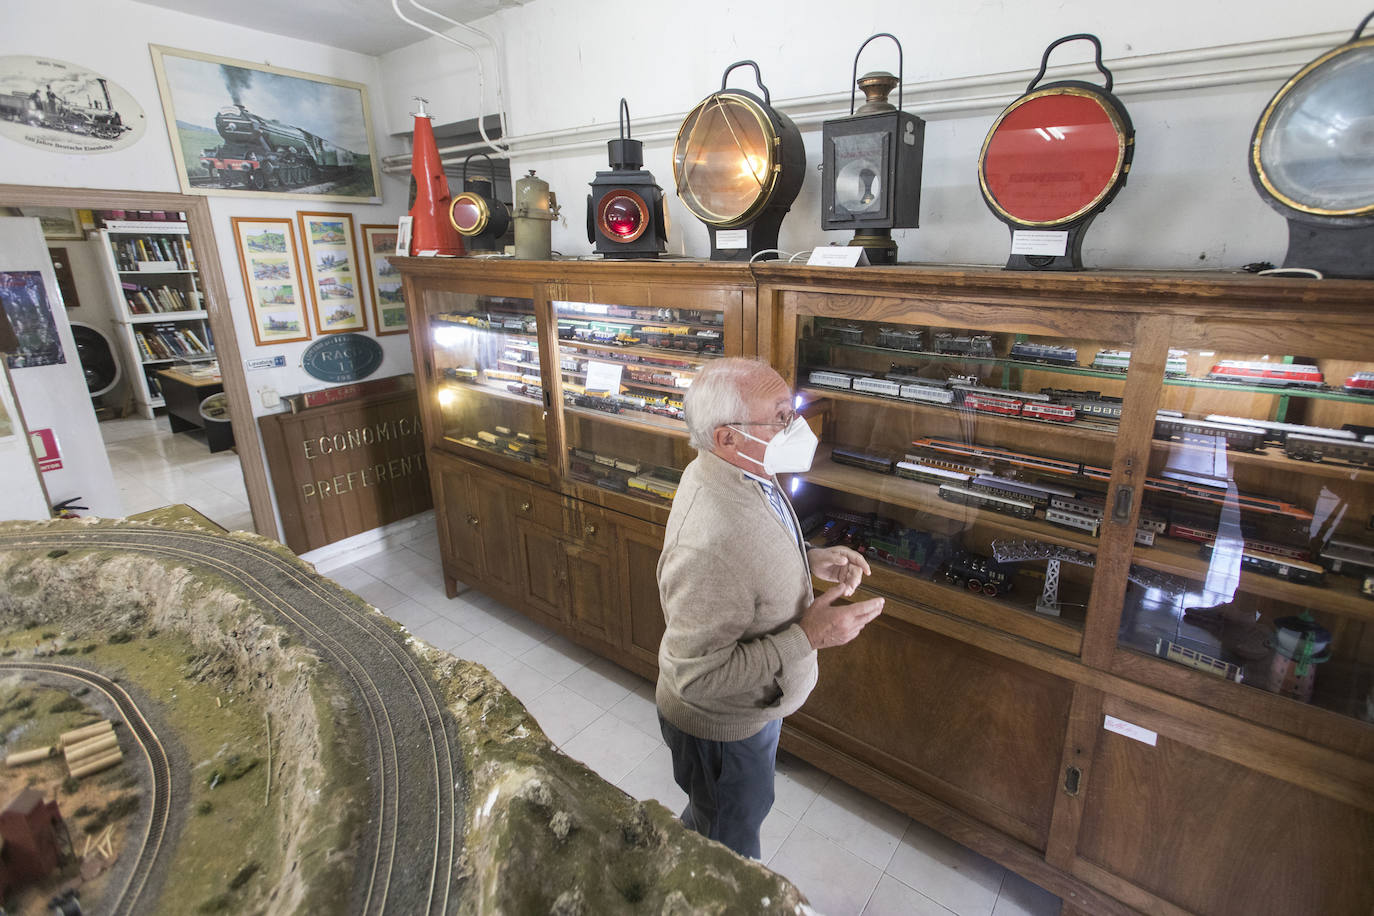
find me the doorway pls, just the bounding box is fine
[0,184,275,540]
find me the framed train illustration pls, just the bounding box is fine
[149,46,381,202]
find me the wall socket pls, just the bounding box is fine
[259,387,278,408]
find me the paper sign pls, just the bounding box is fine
[1010,230,1069,257]
[29,427,62,471]
[1104,714,1157,747]
[584,360,623,394]
[395,216,414,256]
[245,355,287,371]
[715,229,748,250]
[807,246,871,267]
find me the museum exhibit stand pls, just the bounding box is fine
[397,257,1374,916]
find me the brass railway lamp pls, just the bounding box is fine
[1250,10,1374,278]
[672,60,805,260]
[587,99,669,258]
[449,152,510,254]
[821,33,926,265]
[977,34,1134,270]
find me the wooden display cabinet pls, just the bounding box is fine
[401,257,1374,915]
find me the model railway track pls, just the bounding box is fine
[0,661,171,916]
[0,530,461,916]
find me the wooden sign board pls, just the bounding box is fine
[258,388,432,554]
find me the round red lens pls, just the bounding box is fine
[603,196,644,238]
[451,198,483,233]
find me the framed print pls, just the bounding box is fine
[361,224,407,336]
[298,211,368,335]
[0,271,65,369]
[231,217,311,346]
[149,45,382,203]
[0,55,145,154]
[1,207,82,239]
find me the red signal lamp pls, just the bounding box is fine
[977,35,1133,270]
[587,99,668,258]
[407,97,464,257]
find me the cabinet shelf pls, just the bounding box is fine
[800,386,1121,440]
[563,403,689,438]
[129,310,207,323]
[560,338,716,365]
[430,319,539,344]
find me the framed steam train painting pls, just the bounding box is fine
[298,212,368,335]
[0,55,145,154]
[149,46,381,203]
[230,217,312,346]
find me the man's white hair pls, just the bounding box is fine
[684,357,777,451]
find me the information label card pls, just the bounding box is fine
[1010,230,1069,257]
[1103,714,1158,747]
[806,246,871,267]
[584,360,623,394]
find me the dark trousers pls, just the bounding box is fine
[658,712,782,859]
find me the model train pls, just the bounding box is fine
[1205,360,1324,388]
[1091,349,1189,377]
[1283,434,1374,466]
[199,104,359,190]
[0,78,127,140]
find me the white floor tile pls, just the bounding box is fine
[606,685,662,739]
[773,751,832,820]
[760,806,798,866]
[327,565,379,594]
[801,777,910,870]
[561,656,640,709]
[886,821,1006,916]
[518,635,597,683]
[411,613,475,652]
[616,743,685,813]
[449,634,514,671]
[479,652,558,705]
[769,823,883,916]
[521,684,605,746]
[353,578,408,612]
[433,595,511,634]
[559,712,661,786]
[991,872,1061,916]
[382,598,439,633]
[863,875,958,916]
[480,613,554,657]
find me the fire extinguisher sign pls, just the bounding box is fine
[30,427,62,471]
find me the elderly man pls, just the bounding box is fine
[656,357,885,859]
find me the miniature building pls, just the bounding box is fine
[0,788,65,895]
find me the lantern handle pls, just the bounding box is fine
[1353,10,1374,40]
[461,151,496,185]
[850,33,904,115]
[619,98,631,140]
[1027,33,1112,93]
[720,60,772,107]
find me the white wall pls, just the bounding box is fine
[60,237,134,410]
[378,0,1363,268]
[2,0,414,420]
[0,365,49,521]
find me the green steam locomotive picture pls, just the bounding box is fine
[151,46,381,202]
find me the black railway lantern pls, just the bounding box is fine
[821,33,926,265]
[977,34,1134,270]
[587,99,669,259]
[449,152,510,254]
[1250,11,1374,278]
[672,60,805,261]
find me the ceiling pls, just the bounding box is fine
[134,0,525,56]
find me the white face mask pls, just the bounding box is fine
[730,416,819,475]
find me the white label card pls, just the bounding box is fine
[584,360,623,394]
[395,216,414,256]
[806,246,871,267]
[1103,714,1158,747]
[715,229,749,250]
[1010,230,1069,257]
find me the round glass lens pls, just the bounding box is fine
[1259,45,1374,214]
[603,196,644,238]
[982,92,1123,224]
[451,197,484,234]
[673,95,774,224]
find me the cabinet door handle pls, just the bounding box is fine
[519,501,532,513]
[466,515,479,527]
[583,523,597,536]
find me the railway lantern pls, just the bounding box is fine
[408,97,465,257]
[1250,11,1374,278]
[821,33,926,265]
[450,152,510,254]
[587,99,669,259]
[977,34,1134,270]
[672,60,805,260]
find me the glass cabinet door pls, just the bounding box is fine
[426,289,548,466]
[553,298,726,509]
[1118,345,1374,723]
[791,315,1138,653]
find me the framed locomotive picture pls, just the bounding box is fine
[360,224,407,336]
[0,55,146,154]
[298,211,368,335]
[230,217,312,346]
[149,45,382,203]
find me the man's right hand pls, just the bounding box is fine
[799,584,884,650]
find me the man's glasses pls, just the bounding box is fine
[727,408,797,430]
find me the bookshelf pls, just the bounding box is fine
[97,220,216,418]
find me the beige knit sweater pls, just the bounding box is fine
[656,449,818,742]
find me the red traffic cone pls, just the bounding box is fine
[408,98,464,257]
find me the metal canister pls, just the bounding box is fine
[513,169,559,260]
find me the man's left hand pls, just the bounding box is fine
[808,546,872,596]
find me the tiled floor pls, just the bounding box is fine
[100,415,255,531]
[105,415,1062,916]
